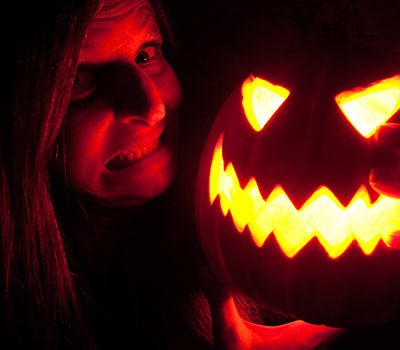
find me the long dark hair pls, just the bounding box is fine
[1,0,216,347]
[1,0,123,348]
[0,0,219,348]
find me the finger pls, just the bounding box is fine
[210,296,251,350]
[387,231,400,251]
[375,123,400,150]
[369,168,400,198]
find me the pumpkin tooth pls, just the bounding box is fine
[210,134,400,258]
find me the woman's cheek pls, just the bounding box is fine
[155,65,182,111]
[65,105,113,192]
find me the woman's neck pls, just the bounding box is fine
[67,201,142,281]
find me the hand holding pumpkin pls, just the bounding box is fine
[201,268,341,350]
[370,123,400,198]
[205,291,341,350]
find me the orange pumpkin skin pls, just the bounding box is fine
[195,45,400,328]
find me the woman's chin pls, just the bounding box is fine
[88,189,169,207]
[72,145,177,207]
[80,169,176,208]
[87,196,154,208]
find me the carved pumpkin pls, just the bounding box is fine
[196,45,400,327]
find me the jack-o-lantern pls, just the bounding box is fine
[195,45,400,328]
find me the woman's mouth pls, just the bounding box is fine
[105,137,163,171]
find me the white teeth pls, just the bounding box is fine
[116,139,160,163]
[106,139,163,170]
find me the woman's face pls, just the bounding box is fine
[65,0,182,206]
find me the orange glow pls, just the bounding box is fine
[241,76,290,132]
[335,75,400,138]
[209,135,400,258]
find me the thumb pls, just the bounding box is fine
[199,268,253,350]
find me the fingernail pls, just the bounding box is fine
[369,168,396,186]
[375,124,388,142]
[388,231,400,251]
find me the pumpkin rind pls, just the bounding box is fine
[196,45,400,327]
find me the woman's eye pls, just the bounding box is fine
[135,45,157,64]
[70,69,97,101]
[134,43,165,74]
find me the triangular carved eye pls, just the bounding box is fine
[335,75,400,138]
[242,75,290,132]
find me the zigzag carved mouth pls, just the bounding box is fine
[209,134,400,258]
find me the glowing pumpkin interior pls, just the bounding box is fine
[242,76,290,132]
[335,75,400,138]
[209,75,400,259]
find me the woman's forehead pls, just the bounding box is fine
[93,0,154,24]
[79,0,160,64]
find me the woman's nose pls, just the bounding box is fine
[109,62,166,126]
